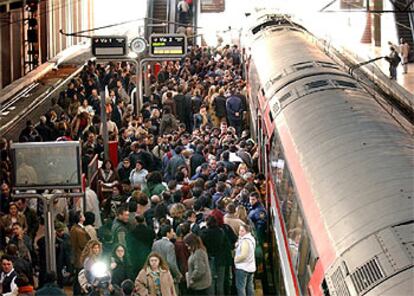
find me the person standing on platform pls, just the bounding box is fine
[400,38,410,74]
[0,255,17,296]
[234,224,256,296]
[226,90,243,136]
[385,46,401,80]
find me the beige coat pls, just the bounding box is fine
[135,267,177,296]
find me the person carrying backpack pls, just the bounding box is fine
[385,46,401,80]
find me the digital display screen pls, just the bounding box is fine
[12,142,82,189]
[91,36,127,57]
[149,34,187,57]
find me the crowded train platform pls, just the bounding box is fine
[0,1,413,296]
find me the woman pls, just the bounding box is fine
[183,233,211,295]
[110,244,130,287]
[68,94,81,119]
[1,202,27,239]
[236,163,248,177]
[235,205,249,225]
[78,99,95,117]
[135,252,176,296]
[98,160,119,186]
[80,240,103,281]
[129,160,148,190]
[234,224,256,296]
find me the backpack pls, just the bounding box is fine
[393,54,401,66]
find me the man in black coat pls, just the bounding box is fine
[189,145,206,177]
[126,216,154,277]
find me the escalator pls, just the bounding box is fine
[394,0,414,60]
[148,0,170,35]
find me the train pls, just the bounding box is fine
[243,13,414,296]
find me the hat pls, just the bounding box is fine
[55,222,65,232]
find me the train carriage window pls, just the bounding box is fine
[306,80,329,90]
[279,92,291,104]
[334,80,358,89]
[271,132,318,294]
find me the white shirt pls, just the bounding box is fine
[0,269,17,296]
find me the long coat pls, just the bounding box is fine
[135,267,176,296]
[69,224,90,269]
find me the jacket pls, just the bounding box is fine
[35,282,66,296]
[213,95,227,118]
[70,224,90,269]
[160,114,178,135]
[129,168,148,189]
[226,95,242,121]
[152,238,182,281]
[234,233,256,273]
[111,218,129,246]
[142,182,166,197]
[127,224,155,277]
[135,267,176,296]
[187,249,212,290]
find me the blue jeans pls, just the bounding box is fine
[235,269,254,296]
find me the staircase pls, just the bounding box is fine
[151,0,169,34]
[394,0,414,60]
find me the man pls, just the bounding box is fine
[166,146,186,181]
[117,158,133,183]
[248,192,267,244]
[70,211,90,296]
[55,223,72,288]
[400,38,410,74]
[15,198,39,241]
[117,80,130,105]
[112,206,130,246]
[0,255,17,296]
[152,225,182,283]
[385,46,401,80]
[127,215,154,277]
[226,91,243,135]
[35,271,66,296]
[9,223,33,263]
[189,144,206,178]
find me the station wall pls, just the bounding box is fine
[0,0,95,90]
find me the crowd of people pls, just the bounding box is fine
[0,42,268,296]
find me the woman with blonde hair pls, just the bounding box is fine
[135,252,176,296]
[236,163,248,177]
[80,240,103,277]
[235,205,249,225]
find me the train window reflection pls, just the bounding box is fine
[270,133,317,293]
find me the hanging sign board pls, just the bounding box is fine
[91,36,128,57]
[149,34,187,57]
[200,0,225,13]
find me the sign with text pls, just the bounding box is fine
[200,0,225,13]
[91,36,128,57]
[149,34,187,57]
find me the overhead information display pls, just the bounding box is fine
[200,0,225,13]
[149,34,187,57]
[91,36,128,57]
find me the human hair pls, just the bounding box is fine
[112,244,127,259]
[159,224,172,238]
[170,203,186,219]
[44,271,57,284]
[235,205,248,224]
[176,222,190,238]
[240,223,251,233]
[117,205,129,216]
[206,215,218,228]
[80,240,102,264]
[183,233,206,253]
[84,211,95,226]
[143,252,169,271]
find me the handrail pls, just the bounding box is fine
[145,0,154,40]
[410,2,414,42]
